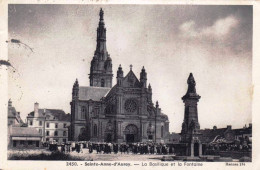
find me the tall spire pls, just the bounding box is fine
[95,8,107,56]
[89,9,113,88]
[99,8,104,21]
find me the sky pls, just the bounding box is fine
[8,5,252,133]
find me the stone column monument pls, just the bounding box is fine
[181,73,202,157]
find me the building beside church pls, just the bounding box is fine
[70,9,170,143]
[8,99,42,148]
[9,126,42,148]
[27,102,71,144]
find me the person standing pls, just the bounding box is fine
[80,143,83,153]
[89,143,93,153]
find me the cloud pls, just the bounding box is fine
[179,16,238,39]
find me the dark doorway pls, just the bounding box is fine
[148,135,153,140]
[126,134,135,143]
[36,141,39,147]
[78,127,89,141]
[124,124,138,143]
[106,134,112,143]
[13,141,16,147]
[194,143,199,156]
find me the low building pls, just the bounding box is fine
[9,126,42,148]
[8,99,27,148]
[233,124,252,142]
[166,132,181,144]
[27,102,71,144]
[199,124,252,144]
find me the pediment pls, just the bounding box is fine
[122,70,141,88]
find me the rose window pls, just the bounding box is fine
[124,99,137,112]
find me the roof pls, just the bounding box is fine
[168,133,181,140]
[10,127,41,137]
[199,128,228,143]
[45,109,71,121]
[199,126,252,143]
[122,70,141,88]
[233,127,252,135]
[8,106,24,125]
[104,84,118,99]
[79,86,111,101]
[28,109,70,121]
[8,106,17,118]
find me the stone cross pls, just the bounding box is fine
[130,64,133,70]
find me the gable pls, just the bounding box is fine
[122,70,141,88]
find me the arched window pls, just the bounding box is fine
[81,106,86,119]
[161,126,164,138]
[93,124,97,137]
[101,79,105,87]
[94,108,99,117]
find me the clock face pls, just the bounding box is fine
[124,99,137,112]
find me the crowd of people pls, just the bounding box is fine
[43,139,252,156]
[204,143,252,155]
[44,141,175,155]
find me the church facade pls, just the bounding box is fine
[70,9,169,143]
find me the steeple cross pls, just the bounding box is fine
[130,64,133,70]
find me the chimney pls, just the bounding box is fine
[8,99,12,107]
[227,125,232,130]
[34,102,39,117]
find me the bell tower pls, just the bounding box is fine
[89,8,113,88]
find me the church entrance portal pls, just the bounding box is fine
[105,134,112,143]
[126,134,135,143]
[194,143,199,157]
[124,124,138,143]
[78,127,89,141]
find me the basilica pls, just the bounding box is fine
[70,9,169,143]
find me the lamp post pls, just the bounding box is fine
[155,101,159,143]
